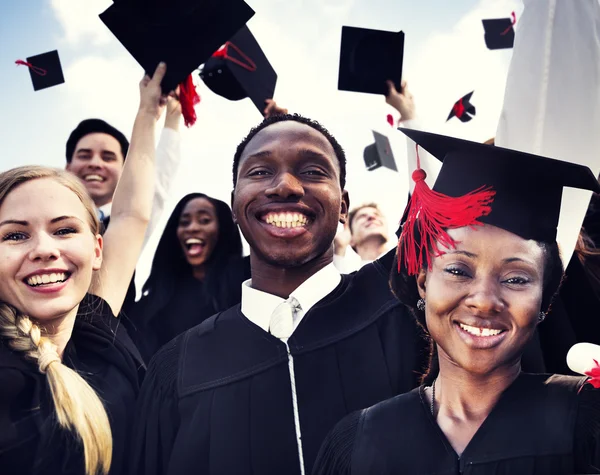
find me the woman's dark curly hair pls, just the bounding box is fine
[390,226,565,384]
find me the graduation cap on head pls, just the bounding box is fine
[482,12,516,50]
[16,50,65,91]
[199,26,277,115]
[363,130,397,172]
[99,0,255,94]
[396,128,600,275]
[338,26,404,96]
[447,91,476,123]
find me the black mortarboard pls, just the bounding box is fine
[447,91,476,123]
[17,50,65,91]
[338,26,404,96]
[99,0,255,93]
[400,128,600,244]
[482,17,515,50]
[363,131,397,172]
[199,26,277,114]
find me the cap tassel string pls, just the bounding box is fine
[15,60,47,76]
[397,144,495,275]
[179,74,201,128]
[501,11,517,36]
[452,99,466,119]
[212,42,257,72]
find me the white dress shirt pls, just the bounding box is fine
[241,263,342,334]
[98,126,181,248]
[333,241,396,274]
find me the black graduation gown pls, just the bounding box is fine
[313,373,600,475]
[0,294,145,475]
[130,251,428,475]
[124,256,250,363]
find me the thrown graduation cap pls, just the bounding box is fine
[447,91,476,123]
[482,12,516,50]
[99,0,255,94]
[364,131,397,172]
[199,26,277,114]
[399,129,600,264]
[338,26,404,96]
[16,50,65,91]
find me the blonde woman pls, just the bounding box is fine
[0,63,167,475]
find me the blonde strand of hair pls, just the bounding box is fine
[0,304,112,475]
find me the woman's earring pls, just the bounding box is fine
[417,298,426,312]
[538,312,546,323]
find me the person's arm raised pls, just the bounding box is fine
[90,63,168,314]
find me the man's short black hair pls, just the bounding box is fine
[232,113,347,189]
[66,118,129,163]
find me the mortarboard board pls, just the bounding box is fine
[401,128,600,244]
[16,50,65,91]
[363,130,397,172]
[338,26,404,96]
[482,13,516,50]
[99,0,255,94]
[199,26,277,114]
[447,91,476,123]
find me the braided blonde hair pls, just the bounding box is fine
[0,166,111,475]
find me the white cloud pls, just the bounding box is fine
[50,0,113,45]
[408,0,522,142]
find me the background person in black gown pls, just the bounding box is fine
[125,192,248,362]
[130,113,426,475]
[313,130,600,475]
[0,63,168,475]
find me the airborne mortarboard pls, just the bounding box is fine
[447,91,476,123]
[363,130,397,172]
[482,13,516,50]
[401,128,600,244]
[199,26,277,115]
[99,0,255,94]
[338,26,404,96]
[16,50,65,91]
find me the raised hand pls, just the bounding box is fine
[138,62,169,122]
[334,221,352,257]
[165,85,183,130]
[385,80,416,122]
[264,99,289,118]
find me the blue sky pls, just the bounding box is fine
[0,0,520,280]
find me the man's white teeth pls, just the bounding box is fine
[185,238,204,245]
[264,212,309,228]
[84,175,104,182]
[27,272,68,287]
[459,323,502,337]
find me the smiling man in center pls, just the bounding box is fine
[131,114,426,475]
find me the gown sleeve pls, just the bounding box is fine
[130,336,182,475]
[311,410,363,475]
[574,383,600,473]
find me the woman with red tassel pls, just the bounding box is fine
[313,130,600,475]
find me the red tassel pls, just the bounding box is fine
[584,359,600,390]
[16,59,47,76]
[397,145,495,274]
[179,74,200,128]
[501,11,517,35]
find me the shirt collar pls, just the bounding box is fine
[241,263,342,332]
[98,202,112,218]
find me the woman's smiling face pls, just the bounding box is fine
[0,178,102,323]
[417,224,546,375]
